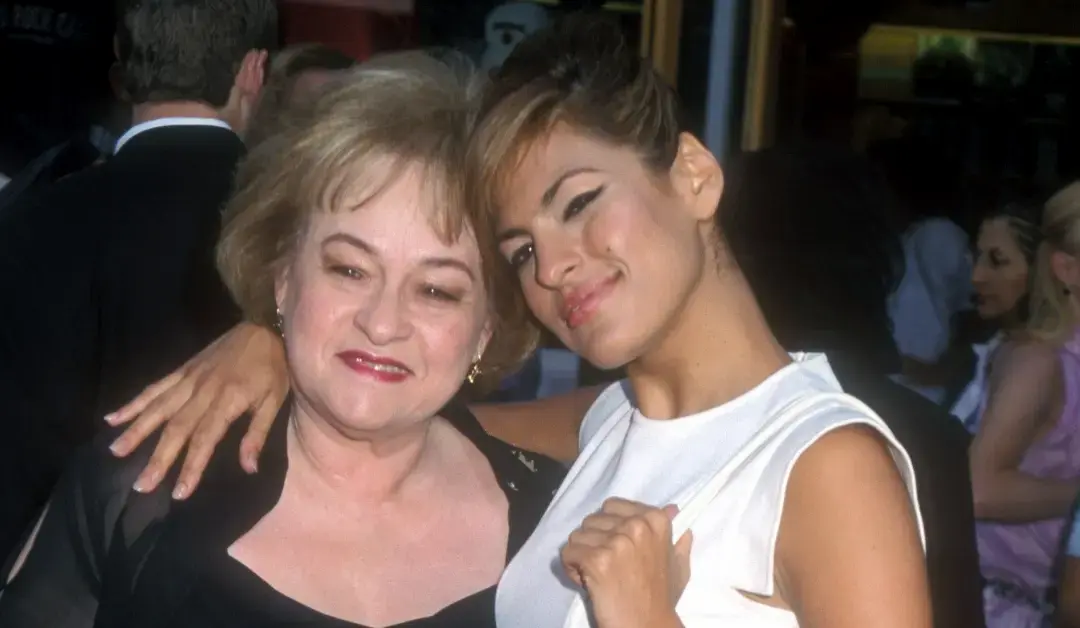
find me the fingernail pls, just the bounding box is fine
[132,471,160,493]
[172,483,188,500]
[104,412,117,424]
[244,455,258,473]
[110,439,127,455]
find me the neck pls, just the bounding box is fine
[627,265,790,419]
[286,399,437,504]
[131,101,226,127]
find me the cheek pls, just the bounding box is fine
[411,306,489,373]
[283,275,354,355]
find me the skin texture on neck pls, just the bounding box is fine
[286,398,441,506]
[626,254,791,421]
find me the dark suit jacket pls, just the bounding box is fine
[829,353,985,628]
[0,124,243,559]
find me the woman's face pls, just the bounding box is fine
[495,124,723,369]
[277,165,491,437]
[972,217,1031,321]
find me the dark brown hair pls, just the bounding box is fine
[468,14,683,221]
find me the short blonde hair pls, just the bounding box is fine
[1029,181,1080,342]
[217,52,538,386]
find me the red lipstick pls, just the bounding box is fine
[336,350,412,383]
[559,274,620,329]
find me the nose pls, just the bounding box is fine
[972,261,990,287]
[354,288,413,345]
[533,231,581,290]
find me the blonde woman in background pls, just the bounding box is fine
[969,182,1080,627]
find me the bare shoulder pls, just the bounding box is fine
[988,338,1062,399]
[787,424,906,494]
[994,337,1060,377]
[775,425,930,627]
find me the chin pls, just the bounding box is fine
[569,329,641,371]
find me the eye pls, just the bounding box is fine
[329,264,366,280]
[563,185,605,221]
[422,285,462,303]
[508,243,534,271]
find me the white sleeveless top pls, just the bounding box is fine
[495,353,923,627]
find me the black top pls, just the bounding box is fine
[0,125,244,559]
[0,401,565,628]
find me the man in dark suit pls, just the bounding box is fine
[0,0,277,559]
[720,144,985,628]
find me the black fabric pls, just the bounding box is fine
[0,125,245,562]
[827,352,985,628]
[0,401,565,627]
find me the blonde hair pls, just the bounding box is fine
[217,51,537,385]
[1028,181,1080,341]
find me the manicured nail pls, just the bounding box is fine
[104,412,117,424]
[110,439,127,455]
[132,471,160,493]
[172,483,188,500]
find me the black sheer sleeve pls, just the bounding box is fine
[0,427,171,627]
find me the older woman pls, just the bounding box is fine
[0,55,563,627]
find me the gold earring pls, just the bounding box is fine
[466,361,482,385]
[273,307,284,336]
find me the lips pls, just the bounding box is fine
[559,273,620,330]
[336,350,413,383]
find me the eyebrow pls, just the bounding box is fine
[496,168,601,244]
[322,233,476,281]
[540,167,600,207]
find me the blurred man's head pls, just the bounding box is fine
[244,43,355,146]
[115,0,279,134]
[720,143,905,372]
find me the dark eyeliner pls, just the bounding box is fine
[563,185,605,221]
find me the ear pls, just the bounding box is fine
[669,132,724,222]
[1051,249,1080,291]
[237,49,269,97]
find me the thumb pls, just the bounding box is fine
[673,530,694,599]
[675,529,694,559]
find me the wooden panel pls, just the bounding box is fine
[641,0,684,85]
[280,0,416,60]
[742,0,785,150]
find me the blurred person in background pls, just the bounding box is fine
[0,0,276,563]
[872,137,976,404]
[721,143,983,628]
[968,183,1080,627]
[951,200,1045,428]
[244,43,356,147]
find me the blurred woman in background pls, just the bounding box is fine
[968,184,1080,627]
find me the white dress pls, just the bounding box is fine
[496,353,923,627]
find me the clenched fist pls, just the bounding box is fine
[561,498,692,628]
